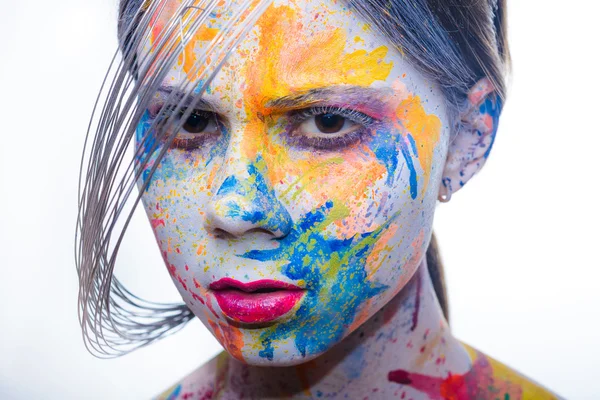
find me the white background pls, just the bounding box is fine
[0,0,599,398]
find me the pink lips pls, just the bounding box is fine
[209,278,305,324]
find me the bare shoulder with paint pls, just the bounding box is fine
[389,341,562,399]
[154,352,224,400]
[462,344,563,400]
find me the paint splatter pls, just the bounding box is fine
[388,347,558,400]
[481,95,502,159]
[215,159,292,235]
[157,384,182,400]
[240,201,396,360]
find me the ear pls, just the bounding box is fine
[439,78,502,201]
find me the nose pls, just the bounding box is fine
[204,162,293,239]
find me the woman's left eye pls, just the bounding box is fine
[299,113,359,136]
[290,107,375,150]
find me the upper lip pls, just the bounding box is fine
[209,278,303,292]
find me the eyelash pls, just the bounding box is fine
[147,105,220,150]
[288,106,376,151]
[144,104,378,151]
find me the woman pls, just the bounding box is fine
[76,0,559,398]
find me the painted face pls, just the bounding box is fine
[136,0,450,366]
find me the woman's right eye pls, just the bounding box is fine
[181,110,213,133]
[170,109,221,150]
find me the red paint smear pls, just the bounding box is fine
[205,295,220,319]
[410,273,422,331]
[177,275,188,291]
[197,389,214,400]
[389,369,412,385]
[388,351,523,400]
[194,278,202,289]
[151,218,165,229]
[192,293,205,305]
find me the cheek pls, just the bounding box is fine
[140,151,216,262]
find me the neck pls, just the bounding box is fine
[214,262,471,398]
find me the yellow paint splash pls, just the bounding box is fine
[245,5,393,104]
[462,344,560,399]
[395,96,442,197]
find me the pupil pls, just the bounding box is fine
[183,112,209,133]
[315,113,344,133]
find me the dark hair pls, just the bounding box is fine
[105,0,509,350]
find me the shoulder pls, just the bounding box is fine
[390,342,561,400]
[154,352,226,400]
[459,343,562,400]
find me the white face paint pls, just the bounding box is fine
[136,0,450,366]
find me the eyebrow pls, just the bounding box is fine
[155,86,221,112]
[154,85,395,115]
[264,86,395,113]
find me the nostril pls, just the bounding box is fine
[212,228,237,240]
[211,227,277,240]
[246,227,277,237]
[204,172,294,240]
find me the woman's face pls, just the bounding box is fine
[137,0,450,366]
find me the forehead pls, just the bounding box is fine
[140,0,417,100]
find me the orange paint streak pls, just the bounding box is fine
[366,223,399,279]
[218,322,245,362]
[348,298,374,333]
[245,5,393,108]
[208,319,225,343]
[177,25,219,80]
[393,229,425,294]
[395,96,442,197]
[205,163,219,191]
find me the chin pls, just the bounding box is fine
[234,346,328,368]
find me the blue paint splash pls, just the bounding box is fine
[399,135,419,200]
[135,110,157,184]
[371,128,400,186]
[371,128,419,199]
[215,159,292,235]
[163,384,181,400]
[481,95,502,159]
[240,201,397,360]
[135,112,230,184]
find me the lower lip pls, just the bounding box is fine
[212,290,305,324]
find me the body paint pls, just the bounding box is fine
[240,201,396,359]
[388,346,559,400]
[138,0,446,368]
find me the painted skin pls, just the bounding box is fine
[135,0,559,398]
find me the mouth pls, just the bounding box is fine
[209,278,305,324]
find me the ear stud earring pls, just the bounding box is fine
[438,178,453,203]
[438,189,452,203]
